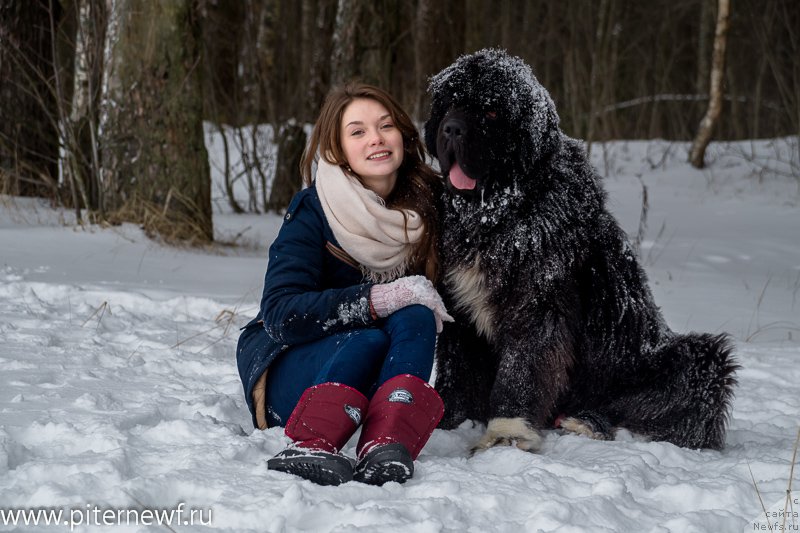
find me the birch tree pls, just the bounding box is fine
[64,0,105,218]
[690,0,730,169]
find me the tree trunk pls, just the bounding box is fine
[330,0,362,86]
[412,0,435,120]
[586,0,611,158]
[305,0,334,118]
[412,0,465,122]
[696,0,714,96]
[358,1,393,88]
[690,0,730,169]
[268,0,336,212]
[100,0,212,243]
[266,0,306,212]
[64,0,106,218]
[268,121,305,211]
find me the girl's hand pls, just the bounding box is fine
[370,276,454,333]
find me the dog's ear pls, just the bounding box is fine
[423,97,446,160]
[425,65,459,161]
[423,116,438,159]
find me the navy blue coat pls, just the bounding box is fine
[236,185,379,429]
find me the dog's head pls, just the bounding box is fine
[424,49,561,197]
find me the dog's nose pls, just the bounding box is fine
[442,117,466,139]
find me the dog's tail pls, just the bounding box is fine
[607,332,738,449]
[655,332,739,449]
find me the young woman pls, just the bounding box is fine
[236,83,450,486]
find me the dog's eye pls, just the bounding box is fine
[486,111,497,120]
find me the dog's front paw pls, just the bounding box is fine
[470,417,542,455]
[558,411,615,441]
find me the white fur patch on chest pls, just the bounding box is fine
[446,254,496,341]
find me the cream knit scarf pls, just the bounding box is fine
[315,158,425,282]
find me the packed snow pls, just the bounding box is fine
[1,132,799,532]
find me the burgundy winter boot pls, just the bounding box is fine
[354,374,444,485]
[267,382,368,486]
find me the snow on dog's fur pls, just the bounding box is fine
[425,49,738,452]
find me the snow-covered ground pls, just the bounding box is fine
[1,134,798,532]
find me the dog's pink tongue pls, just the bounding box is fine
[448,162,477,190]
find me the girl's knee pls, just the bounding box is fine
[340,328,392,368]
[353,328,391,351]
[391,304,436,331]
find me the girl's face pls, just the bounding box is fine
[340,98,404,199]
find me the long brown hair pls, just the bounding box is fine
[301,82,442,282]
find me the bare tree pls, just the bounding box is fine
[413,0,464,121]
[330,0,363,86]
[268,120,306,211]
[0,1,60,198]
[412,0,435,120]
[690,0,730,168]
[268,0,314,211]
[234,0,275,213]
[61,0,106,220]
[411,0,460,120]
[5,0,799,220]
[100,0,212,243]
[696,0,714,96]
[586,0,620,157]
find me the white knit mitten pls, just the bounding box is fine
[370,276,454,333]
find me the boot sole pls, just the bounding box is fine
[354,443,414,485]
[268,449,353,486]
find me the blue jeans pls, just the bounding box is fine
[265,304,437,427]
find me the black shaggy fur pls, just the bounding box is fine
[425,49,738,451]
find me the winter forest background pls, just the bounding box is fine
[1,1,800,532]
[1,0,798,241]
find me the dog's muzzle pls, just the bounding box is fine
[437,115,478,192]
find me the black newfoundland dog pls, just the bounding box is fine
[424,49,738,453]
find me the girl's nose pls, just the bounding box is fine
[369,130,384,146]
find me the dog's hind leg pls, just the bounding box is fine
[602,333,738,449]
[558,411,615,441]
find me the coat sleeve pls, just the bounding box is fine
[259,191,376,345]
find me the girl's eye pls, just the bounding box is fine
[350,129,364,136]
[381,123,395,130]
[486,111,497,120]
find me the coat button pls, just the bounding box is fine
[285,212,292,221]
